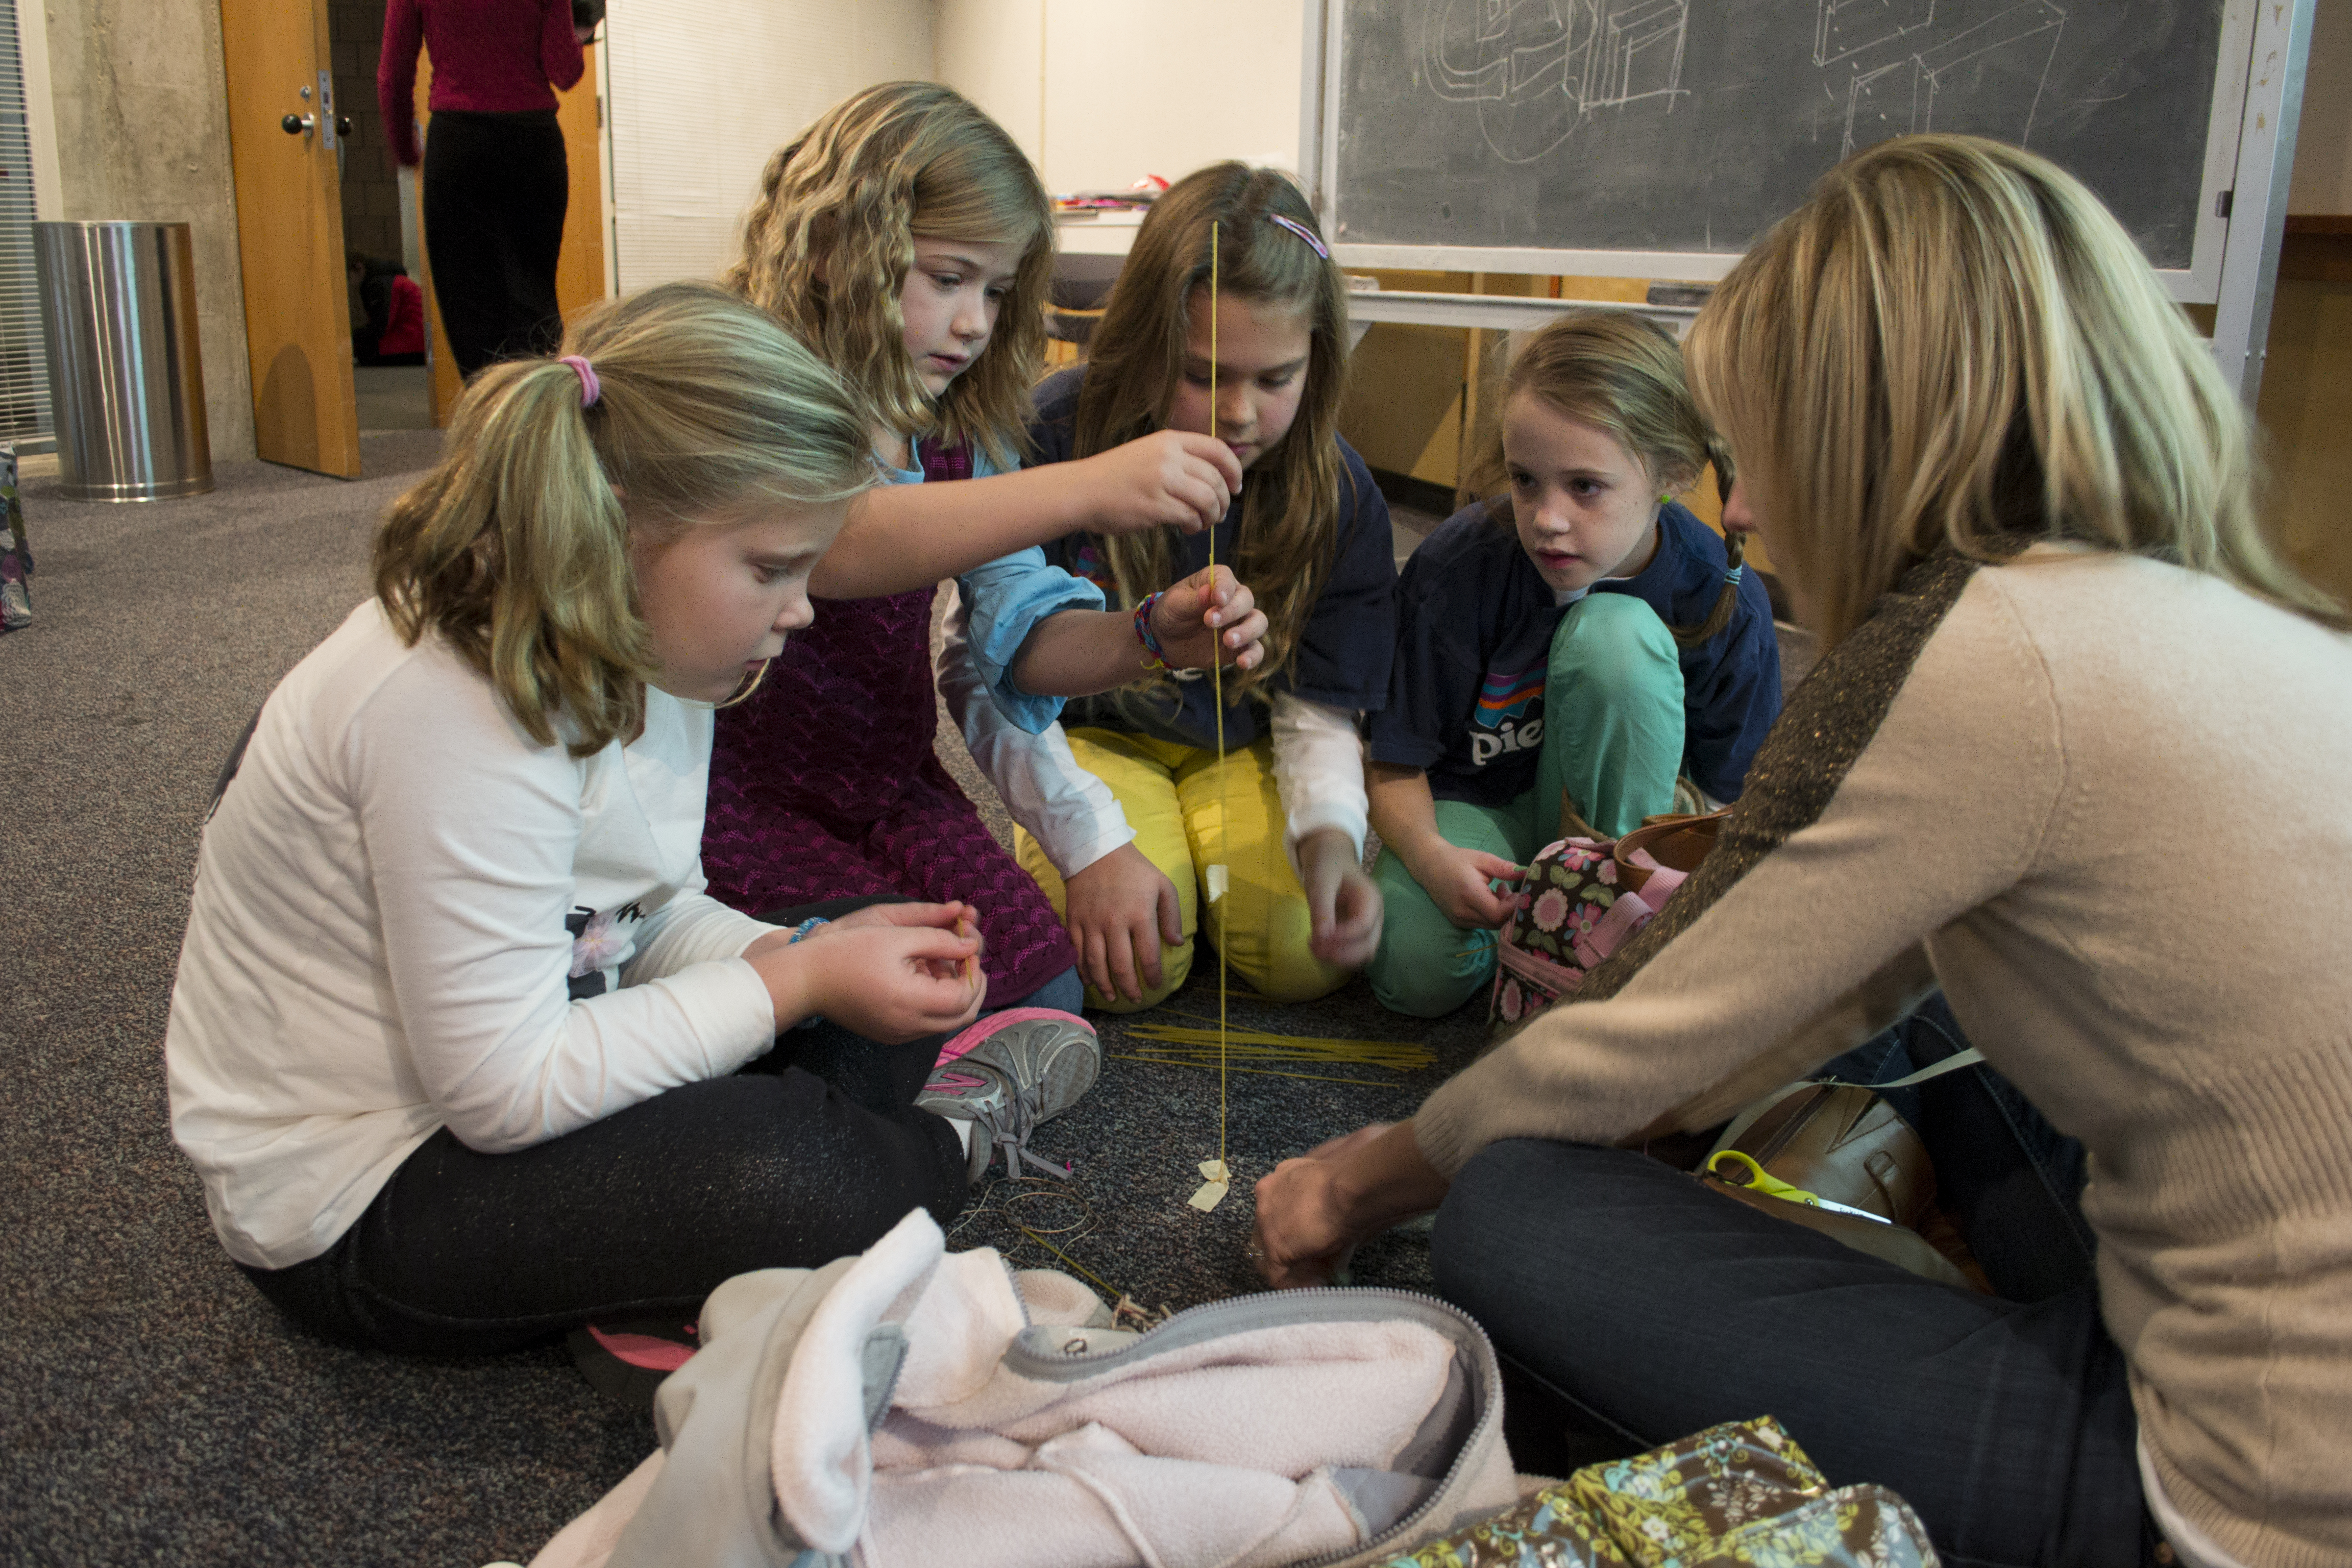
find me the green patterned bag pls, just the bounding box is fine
[1371,1416,1937,1568]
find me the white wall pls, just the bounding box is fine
[936,0,1307,193]
[2287,0,2351,214]
[604,0,936,289]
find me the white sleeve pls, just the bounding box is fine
[352,662,776,1156]
[1271,691,1369,873]
[937,580,1135,878]
[624,892,777,983]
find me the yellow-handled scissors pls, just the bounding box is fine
[1706,1150,1893,1225]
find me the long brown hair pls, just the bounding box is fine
[1687,134,2346,650]
[1461,309,1742,647]
[373,282,873,756]
[727,81,1055,471]
[1073,163,1353,701]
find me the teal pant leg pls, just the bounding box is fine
[1368,798,1528,1018]
[1535,593,1686,840]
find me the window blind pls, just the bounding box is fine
[0,0,47,443]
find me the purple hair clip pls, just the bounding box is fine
[1266,212,1330,260]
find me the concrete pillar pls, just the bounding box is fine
[40,0,256,463]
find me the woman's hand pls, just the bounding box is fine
[1409,841,1523,931]
[745,909,984,1041]
[1151,565,1269,673]
[1298,828,1384,968]
[1080,431,1243,535]
[1251,1121,1451,1288]
[1061,844,1184,1002]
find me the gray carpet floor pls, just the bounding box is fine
[0,435,1501,1567]
[2,439,1815,1564]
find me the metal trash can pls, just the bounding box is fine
[34,220,214,502]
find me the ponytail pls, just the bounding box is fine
[1670,437,1744,649]
[373,281,872,756]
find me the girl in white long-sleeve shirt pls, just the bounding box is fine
[165,283,993,1356]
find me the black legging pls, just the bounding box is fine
[421,108,568,379]
[241,898,967,1356]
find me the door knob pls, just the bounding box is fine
[281,112,316,135]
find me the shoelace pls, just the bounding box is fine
[972,1078,1073,1181]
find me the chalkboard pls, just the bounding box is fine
[1319,0,2242,282]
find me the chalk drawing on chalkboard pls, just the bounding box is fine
[1834,2,2065,158]
[1816,0,1937,69]
[1419,0,1692,164]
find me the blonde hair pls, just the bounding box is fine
[373,281,873,756]
[728,81,1055,472]
[1687,133,2347,650]
[1461,309,1742,647]
[1074,162,1353,702]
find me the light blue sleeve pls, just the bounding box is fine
[957,548,1104,734]
[950,444,1105,735]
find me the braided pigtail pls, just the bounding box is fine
[1670,435,1746,648]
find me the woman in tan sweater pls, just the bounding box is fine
[1252,136,2352,1568]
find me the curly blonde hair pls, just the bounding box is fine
[373,282,874,756]
[1073,163,1354,703]
[1687,134,2346,649]
[727,82,1054,472]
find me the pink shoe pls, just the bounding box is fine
[932,1008,1100,1122]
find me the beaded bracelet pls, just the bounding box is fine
[1132,591,1173,671]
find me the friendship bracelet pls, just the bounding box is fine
[786,916,829,1030]
[1132,591,1174,672]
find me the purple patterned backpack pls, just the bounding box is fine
[1490,811,1725,1032]
[0,445,30,633]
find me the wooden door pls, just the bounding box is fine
[419,43,608,427]
[218,0,362,478]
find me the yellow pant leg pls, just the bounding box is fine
[1011,729,1196,1014]
[1173,738,1354,1004]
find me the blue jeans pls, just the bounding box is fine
[997,965,1083,1017]
[1429,998,2151,1568]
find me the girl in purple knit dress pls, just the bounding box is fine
[703,84,1265,1134]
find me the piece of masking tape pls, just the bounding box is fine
[1188,1180,1230,1212]
[1204,864,1229,903]
[1198,1158,1230,1183]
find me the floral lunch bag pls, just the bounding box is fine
[1490,810,1725,1031]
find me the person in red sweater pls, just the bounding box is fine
[377,0,586,378]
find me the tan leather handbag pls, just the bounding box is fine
[1699,1076,1989,1292]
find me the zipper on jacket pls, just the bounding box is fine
[1002,1286,1505,1568]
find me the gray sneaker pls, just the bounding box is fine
[919,1009,1100,1181]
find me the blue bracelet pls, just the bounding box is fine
[786,916,828,1028]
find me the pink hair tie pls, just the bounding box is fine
[559,354,600,408]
